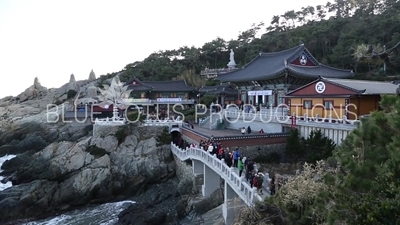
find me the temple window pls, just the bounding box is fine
[303,100,312,109]
[324,100,334,110]
[177,92,186,99]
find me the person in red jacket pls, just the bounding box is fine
[253,174,259,189]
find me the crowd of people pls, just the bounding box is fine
[176,136,278,196]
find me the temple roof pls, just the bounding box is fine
[287,77,398,96]
[199,83,238,95]
[217,44,353,82]
[323,78,398,95]
[125,77,153,91]
[125,77,195,92]
[144,80,195,92]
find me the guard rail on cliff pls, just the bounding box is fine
[170,143,262,206]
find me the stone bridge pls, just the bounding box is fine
[171,143,264,224]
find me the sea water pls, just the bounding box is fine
[0,154,16,191]
[0,154,135,225]
[24,200,135,225]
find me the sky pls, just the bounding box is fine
[0,0,326,98]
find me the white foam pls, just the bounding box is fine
[24,200,136,225]
[0,154,16,191]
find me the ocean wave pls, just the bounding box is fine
[0,154,16,191]
[24,200,136,225]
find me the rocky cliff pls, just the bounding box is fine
[0,72,225,225]
[0,125,175,223]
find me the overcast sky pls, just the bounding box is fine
[0,0,326,98]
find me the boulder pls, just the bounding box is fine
[0,145,17,158]
[117,178,181,225]
[0,179,58,222]
[16,77,48,103]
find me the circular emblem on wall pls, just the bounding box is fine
[315,81,326,94]
[299,54,307,65]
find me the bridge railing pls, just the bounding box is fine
[224,110,360,126]
[171,143,261,206]
[142,119,183,126]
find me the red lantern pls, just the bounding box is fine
[291,115,296,129]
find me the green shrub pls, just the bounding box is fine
[253,152,281,164]
[126,111,146,123]
[200,94,217,106]
[156,127,172,146]
[67,90,77,99]
[115,128,126,144]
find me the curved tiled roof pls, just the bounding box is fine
[323,78,398,94]
[287,64,353,79]
[125,77,153,91]
[287,77,398,96]
[217,44,354,82]
[143,80,195,92]
[199,83,238,95]
[218,45,302,82]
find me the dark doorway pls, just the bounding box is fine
[258,95,263,105]
[171,130,181,146]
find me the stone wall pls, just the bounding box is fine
[173,155,200,194]
[181,127,288,147]
[233,143,286,161]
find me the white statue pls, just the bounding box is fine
[227,49,237,68]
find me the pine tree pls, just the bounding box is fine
[156,127,172,146]
[303,129,336,163]
[271,95,400,225]
[285,129,303,162]
[327,95,400,225]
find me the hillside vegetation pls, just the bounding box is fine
[97,0,400,86]
[233,94,400,225]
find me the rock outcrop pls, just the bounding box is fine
[86,85,98,98]
[89,70,96,81]
[0,126,175,223]
[118,169,225,225]
[66,74,79,93]
[0,105,92,154]
[16,77,48,103]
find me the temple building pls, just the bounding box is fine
[285,77,399,120]
[198,83,238,105]
[217,44,354,107]
[124,77,196,105]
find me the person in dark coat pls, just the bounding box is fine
[270,176,276,195]
[247,126,252,134]
[249,171,256,188]
[246,158,254,182]
[224,149,232,167]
